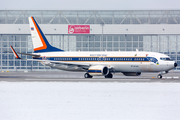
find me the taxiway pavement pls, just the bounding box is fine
[0,71,179,83]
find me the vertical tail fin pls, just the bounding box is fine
[29,16,63,53]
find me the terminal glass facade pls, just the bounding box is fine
[1,10,180,24]
[0,10,180,71]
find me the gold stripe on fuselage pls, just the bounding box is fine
[53,61,150,62]
[39,56,147,58]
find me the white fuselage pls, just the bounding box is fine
[34,51,175,73]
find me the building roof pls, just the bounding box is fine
[1,10,180,24]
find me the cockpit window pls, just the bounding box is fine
[160,57,172,61]
[166,58,171,60]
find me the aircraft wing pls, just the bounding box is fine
[29,59,90,67]
[10,46,90,69]
[26,59,90,70]
[49,60,90,66]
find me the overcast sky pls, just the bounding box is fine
[1,0,180,10]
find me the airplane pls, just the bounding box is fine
[9,16,177,79]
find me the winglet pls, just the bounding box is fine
[10,46,21,59]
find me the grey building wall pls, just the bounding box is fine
[1,24,180,35]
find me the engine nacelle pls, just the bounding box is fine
[88,65,109,76]
[123,72,141,76]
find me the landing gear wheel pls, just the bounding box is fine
[84,73,92,78]
[157,74,162,79]
[105,73,113,78]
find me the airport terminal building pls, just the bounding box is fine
[1,10,180,71]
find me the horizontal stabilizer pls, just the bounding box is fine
[10,46,21,59]
[5,51,40,57]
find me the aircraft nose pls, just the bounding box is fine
[174,62,178,67]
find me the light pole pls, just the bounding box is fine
[101,23,104,51]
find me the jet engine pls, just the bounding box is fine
[122,72,141,76]
[88,65,109,76]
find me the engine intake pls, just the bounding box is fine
[88,65,109,76]
[123,72,141,76]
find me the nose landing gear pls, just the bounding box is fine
[157,71,168,79]
[157,74,162,79]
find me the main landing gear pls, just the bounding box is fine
[84,73,93,78]
[84,72,113,78]
[105,73,113,78]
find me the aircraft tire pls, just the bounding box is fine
[84,73,93,78]
[157,74,162,79]
[105,73,113,78]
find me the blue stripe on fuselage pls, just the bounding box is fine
[34,57,150,62]
[88,70,101,73]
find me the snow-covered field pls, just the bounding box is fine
[0,82,180,120]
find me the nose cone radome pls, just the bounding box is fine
[174,63,178,67]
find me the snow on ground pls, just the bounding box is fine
[0,82,180,120]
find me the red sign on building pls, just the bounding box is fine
[68,25,90,34]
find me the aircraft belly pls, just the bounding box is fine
[112,62,141,72]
